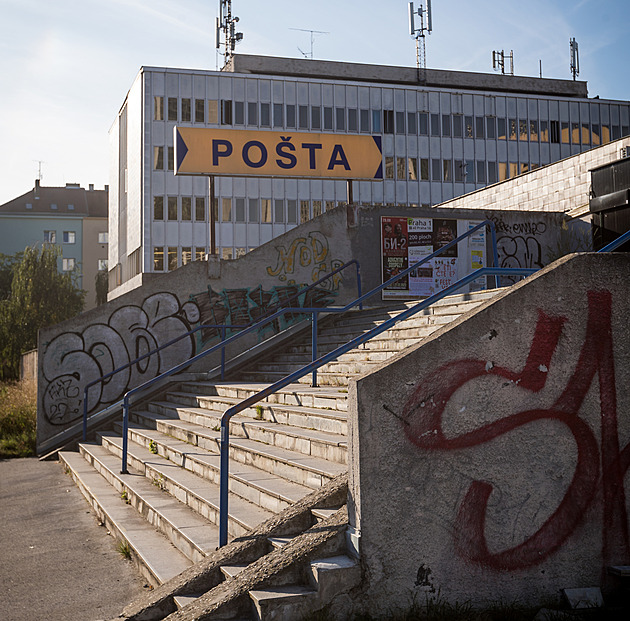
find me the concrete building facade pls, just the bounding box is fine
[108,54,630,298]
[0,181,109,310]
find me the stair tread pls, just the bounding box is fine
[100,431,277,530]
[59,451,192,583]
[79,442,219,554]
[249,585,317,601]
[143,405,347,446]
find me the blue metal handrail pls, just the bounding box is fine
[598,228,630,253]
[80,258,362,443]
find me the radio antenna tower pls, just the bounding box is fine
[289,28,329,60]
[216,0,243,66]
[408,1,433,69]
[570,37,579,81]
[492,49,514,75]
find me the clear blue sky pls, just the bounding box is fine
[0,0,628,205]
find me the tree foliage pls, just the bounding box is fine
[0,252,22,301]
[0,245,85,380]
[95,269,108,306]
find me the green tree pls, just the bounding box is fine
[0,252,22,300]
[95,269,108,306]
[0,245,85,380]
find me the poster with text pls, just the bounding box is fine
[467,220,487,291]
[382,217,409,291]
[432,219,458,257]
[408,246,434,297]
[433,257,458,293]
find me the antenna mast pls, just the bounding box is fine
[492,49,514,75]
[289,28,328,60]
[570,37,579,81]
[216,0,243,67]
[408,1,433,69]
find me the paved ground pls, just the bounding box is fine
[0,457,146,621]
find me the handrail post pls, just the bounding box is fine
[219,415,230,547]
[311,311,319,387]
[356,262,363,310]
[489,222,500,289]
[82,389,88,441]
[121,396,130,474]
[221,326,226,381]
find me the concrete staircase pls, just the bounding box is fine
[59,289,499,620]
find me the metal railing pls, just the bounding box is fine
[80,258,362,447]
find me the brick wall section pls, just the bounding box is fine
[439,137,630,213]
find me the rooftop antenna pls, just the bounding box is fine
[216,0,243,67]
[33,159,45,184]
[570,37,579,81]
[289,28,328,59]
[492,49,514,75]
[408,1,433,69]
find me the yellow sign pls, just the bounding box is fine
[175,127,383,180]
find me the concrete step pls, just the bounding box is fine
[99,430,276,538]
[158,391,348,435]
[77,442,218,562]
[58,451,192,587]
[178,381,349,412]
[249,586,318,620]
[132,406,348,465]
[111,418,346,491]
[240,370,361,387]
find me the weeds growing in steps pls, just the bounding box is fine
[0,380,36,458]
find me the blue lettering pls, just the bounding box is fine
[327,144,350,170]
[276,138,297,169]
[242,141,268,168]
[212,139,233,165]
[301,143,322,169]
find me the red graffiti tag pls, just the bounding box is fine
[402,290,629,571]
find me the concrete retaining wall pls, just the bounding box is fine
[348,252,630,611]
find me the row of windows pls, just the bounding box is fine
[153,196,207,221]
[384,156,540,183]
[43,231,108,244]
[153,96,629,144]
[153,245,262,271]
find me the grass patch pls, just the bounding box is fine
[0,381,37,459]
[116,539,132,560]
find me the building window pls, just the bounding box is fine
[420,158,429,181]
[432,159,441,182]
[154,96,164,121]
[465,160,475,183]
[430,114,440,136]
[550,120,560,143]
[452,115,463,138]
[26,203,32,209]
[195,248,206,261]
[208,100,219,124]
[44,230,56,244]
[222,248,233,260]
[419,112,428,135]
[222,198,232,222]
[310,106,320,130]
[167,146,174,171]
[260,103,270,127]
[154,196,164,220]
[475,116,485,139]
[561,122,570,144]
[247,102,257,125]
[248,198,259,222]
[232,198,244,222]
[287,199,297,224]
[360,109,370,132]
[63,231,76,244]
[442,115,451,137]
[274,199,284,223]
[497,118,507,140]
[168,197,178,221]
[181,196,192,221]
[234,101,244,125]
[454,160,464,183]
[168,97,178,121]
[407,111,417,134]
[396,157,406,180]
[154,146,164,170]
[520,120,528,141]
[465,116,474,138]
[442,160,452,182]
[530,120,539,142]
[312,200,322,218]
[476,161,486,183]
[235,247,246,258]
[385,156,395,179]
[50,203,58,210]
[372,110,382,133]
[98,259,108,271]
[486,117,496,139]
[488,161,497,184]
[540,120,549,142]
[98,232,108,244]
[499,162,508,181]
[273,103,283,127]
[182,247,192,265]
[300,200,310,224]
[509,118,517,140]
[348,108,358,132]
[261,199,272,223]
[395,111,405,134]
[509,162,519,178]
[167,247,177,271]
[407,157,418,180]
[195,197,205,221]
[195,99,205,123]
[286,104,296,128]
[181,98,191,122]
[324,107,333,130]
[67,204,74,211]
[62,258,75,271]
[296,105,307,129]
[221,100,233,125]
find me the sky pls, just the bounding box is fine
[1,0,629,206]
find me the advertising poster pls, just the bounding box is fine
[433,257,458,292]
[408,247,434,297]
[382,217,409,290]
[432,219,458,257]
[467,220,487,291]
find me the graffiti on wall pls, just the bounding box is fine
[266,231,344,291]
[190,282,337,345]
[401,290,629,571]
[41,292,200,426]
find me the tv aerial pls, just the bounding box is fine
[570,37,579,80]
[408,1,433,69]
[216,0,243,66]
[290,28,328,60]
